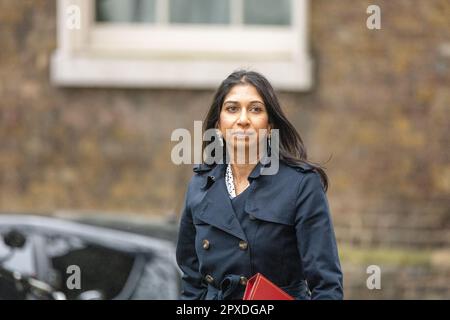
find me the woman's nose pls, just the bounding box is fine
[237,109,250,125]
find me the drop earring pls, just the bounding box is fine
[216,129,224,147]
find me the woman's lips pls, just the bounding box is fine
[232,131,255,138]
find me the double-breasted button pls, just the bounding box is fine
[240,276,248,286]
[238,240,248,250]
[202,239,210,250]
[205,274,214,284]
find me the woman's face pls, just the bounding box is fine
[218,84,271,160]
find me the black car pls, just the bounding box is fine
[0,214,180,300]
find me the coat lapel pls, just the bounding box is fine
[197,164,248,241]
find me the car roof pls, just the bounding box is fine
[0,214,176,255]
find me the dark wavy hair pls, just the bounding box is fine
[202,70,329,191]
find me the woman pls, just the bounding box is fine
[176,70,343,300]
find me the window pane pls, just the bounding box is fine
[244,0,291,25]
[170,0,230,24]
[96,0,156,23]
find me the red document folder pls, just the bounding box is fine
[243,273,294,300]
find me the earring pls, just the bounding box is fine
[216,129,224,147]
[268,131,271,149]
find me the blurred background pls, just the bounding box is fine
[0,0,449,299]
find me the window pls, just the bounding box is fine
[96,0,157,23]
[95,0,291,25]
[51,0,312,91]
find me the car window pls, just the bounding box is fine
[47,235,136,300]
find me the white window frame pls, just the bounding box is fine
[51,0,313,91]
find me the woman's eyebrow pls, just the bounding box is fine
[224,100,264,105]
[223,100,238,104]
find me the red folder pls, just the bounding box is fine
[243,273,294,300]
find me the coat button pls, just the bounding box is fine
[240,276,248,286]
[238,240,248,250]
[249,214,256,221]
[205,274,214,284]
[202,239,210,250]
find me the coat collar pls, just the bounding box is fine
[248,154,273,179]
[194,153,275,187]
[197,175,248,241]
[192,156,279,241]
[192,163,245,240]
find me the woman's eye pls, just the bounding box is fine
[226,106,238,112]
[250,106,263,112]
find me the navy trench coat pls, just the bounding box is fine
[176,160,343,300]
